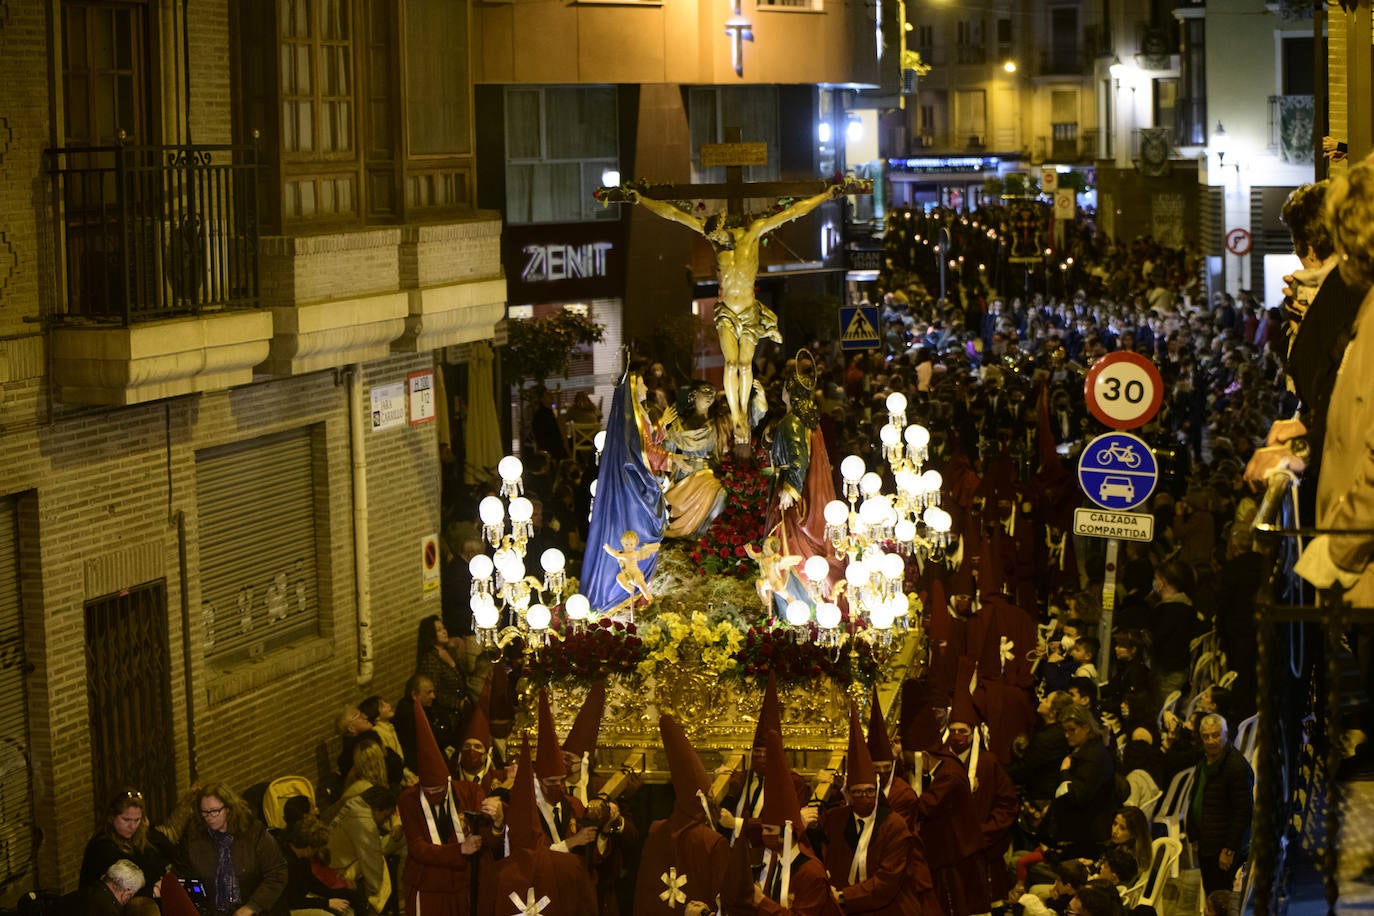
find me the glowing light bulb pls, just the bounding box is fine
[468,554,494,580]
[478,497,505,526]
[840,455,866,483]
[526,603,551,630]
[565,594,590,620]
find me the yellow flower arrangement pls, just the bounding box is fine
[637,610,747,680]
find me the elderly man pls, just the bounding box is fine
[61,859,144,915]
[1186,714,1254,893]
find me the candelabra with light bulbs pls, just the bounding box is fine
[775,392,950,651]
[468,454,593,651]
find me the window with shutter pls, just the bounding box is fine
[196,427,324,663]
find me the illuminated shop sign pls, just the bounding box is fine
[503,223,625,304]
[888,157,1004,174]
[521,241,614,283]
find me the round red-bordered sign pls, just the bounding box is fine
[1225,228,1252,256]
[1084,351,1164,430]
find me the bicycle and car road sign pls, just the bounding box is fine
[1077,430,1158,512]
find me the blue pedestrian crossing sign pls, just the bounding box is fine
[1077,431,1157,512]
[839,305,881,351]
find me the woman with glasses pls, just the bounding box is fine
[179,782,288,916]
[1044,705,1116,863]
[79,788,174,896]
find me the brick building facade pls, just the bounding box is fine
[0,0,505,898]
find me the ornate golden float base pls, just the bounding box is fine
[515,633,919,783]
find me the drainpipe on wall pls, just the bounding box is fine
[174,510,198,783]
[346,366,375,684]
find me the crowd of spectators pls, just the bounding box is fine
[53,154,1374,915]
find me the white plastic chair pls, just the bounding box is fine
[1217,669,1238,689]
[1136,786,1165,821]
[1137,836,1184,911]
[1121,868,1150,909]
[1152,765,1196,841]
[1158,689,1182,732]
[1234,713,1259,759]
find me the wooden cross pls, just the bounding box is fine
[598,127,868,219]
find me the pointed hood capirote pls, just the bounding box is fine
[867,687,894,763]
[758,730,813,855]
[660,713,714,824]
[535,689,565,780]
[563,682,606,759]
[751,671,783,751]
[949,657,985,730]
[412,695,450,791]
[846,699,878,788]
[507,735,547,852]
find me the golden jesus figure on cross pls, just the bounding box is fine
[618,181,862,444]
[600,129,870,445]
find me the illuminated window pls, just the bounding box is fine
[505,86,619,225]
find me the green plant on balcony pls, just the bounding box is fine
[503,310,605,387]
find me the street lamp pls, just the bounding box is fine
[1213,121,1228,169]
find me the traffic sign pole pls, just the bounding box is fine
[1098,539,1118,686]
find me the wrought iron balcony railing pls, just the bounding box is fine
[47,139,260,324]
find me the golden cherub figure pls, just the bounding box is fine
[744,535,802,612]
[603,530,661,604]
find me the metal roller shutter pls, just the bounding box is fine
[0,497,35,893]
[196,427,322,661]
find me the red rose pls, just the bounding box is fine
[734,545,747,558]
[719,547,731,558]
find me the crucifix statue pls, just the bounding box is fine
[597,129,872,445]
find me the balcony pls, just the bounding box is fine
[47,140,274,405]
[44,141,507,405]
[49,140,261,322]
[1039,48,1087,76]
[1052,123,1081,159]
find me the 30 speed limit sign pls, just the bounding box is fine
[1084,351,1164,430]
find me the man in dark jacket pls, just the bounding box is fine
[1148,560,1204,700]
[1187,714,1254,893]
